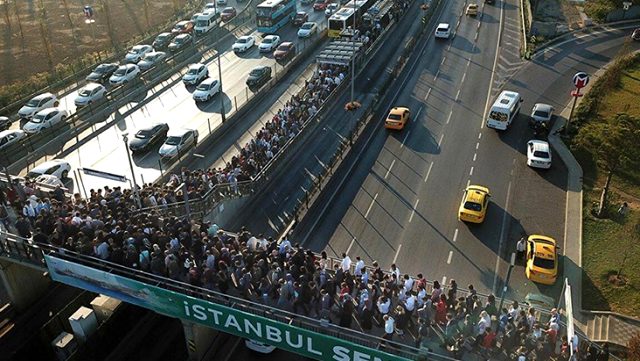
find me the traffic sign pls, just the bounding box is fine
[573,72,589,89]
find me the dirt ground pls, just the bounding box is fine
[0,0,192,86]
[530,0,585,37]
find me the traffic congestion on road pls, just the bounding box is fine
[1,0,640,360]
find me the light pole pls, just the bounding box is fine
[350,0,356,104]
[218,47,226,122]
[498,252,517,313]
[121,133,142,209]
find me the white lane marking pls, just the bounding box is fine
[492,180,513,294]
[478,133,482,139]
[453,228,458,243]
[401,130,411,148]
[424,87,432,101]
[474,31,479,41]
[346,237,356,255]
[364,193,378,219]
[438,133,444,147]
[467,58,471,67]
[473,153,477,162]
[455,89,461,102]
[447,251,453,264]
[476,142,480,150]
[481,0,504,129]
[461,72,466,85]
[424,162,433,183]
[409,199,420,223]
[446,110,453,124]
[441,56,446,65]
[442,276,447,286]
[385,159,396,179]
[433,70,440,81]
[447,43,452,51]
[466,179,470,187]
[469,166,474,176]
[393,244,403,264]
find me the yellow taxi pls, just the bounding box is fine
[525,235,558,285]
[385,107,410,130]
[458,185,490,223]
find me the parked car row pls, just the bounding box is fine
[126,122,199,160]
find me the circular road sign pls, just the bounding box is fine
[573,72,589,89]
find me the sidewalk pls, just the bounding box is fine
[548,54,640,349]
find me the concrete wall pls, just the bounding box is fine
[0,260,50,311]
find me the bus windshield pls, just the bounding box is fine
[256,7,272,17]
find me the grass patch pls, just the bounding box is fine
[578,56,640,317]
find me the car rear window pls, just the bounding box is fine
[463,201,482,212]
[437,26,448,32]
[388,114,401,120]
[533,151,549,159]
[533,110,549,118]
[533,256,554,270]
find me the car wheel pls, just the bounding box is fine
[61,170,69,179]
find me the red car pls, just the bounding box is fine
[172,20,194,34]
[313,0,330,11]
[221,7,237,21]
[274,42,296,61]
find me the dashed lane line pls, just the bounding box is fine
[364,193,378,219]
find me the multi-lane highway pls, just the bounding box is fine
[13,1,327,194]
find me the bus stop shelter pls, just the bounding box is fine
[316,39,365,66]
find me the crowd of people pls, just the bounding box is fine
[0,177,609,360]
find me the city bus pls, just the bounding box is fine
[256,0,297,34]
[327,0,376,37]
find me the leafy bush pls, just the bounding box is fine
[584,0,617,22]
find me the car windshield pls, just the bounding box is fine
[26,99,40,107]
[95,64,111,73]
[165,136,182,146]
[157,34,170,41]
[533,110,549,118]
[187,67,200,75]
[130,47,143,54]
[388,114,401,120]
[79,88,92,96]
[176,23,186,30]
[197,82,213,90]
[31,114,46,123]
[175,37,187,44]
[238,38,248,43]
[136,130,153,139]
[277,44,289,51]
[264,37,274,43]
[533,151,550,159]
[250,69,263,76]
[533,256,555,269]
[302,23,313,29]
[114,68,126,76]
[144,54,157,61]
[463,201,482,212]
[437,26,448,32]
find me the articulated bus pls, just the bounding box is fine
[256,0,297,33]
[327,0,376,37]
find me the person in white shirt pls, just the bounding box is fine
[402,274,414,293]
[383,315,395,341]
[354,256,365,277]
[417,286,427,307]
[340,253,352,272]
[247,236,258,251]
[377,296,391,316]
[477,311,490,336]
[389,263,400,279]
[404,292,416,314]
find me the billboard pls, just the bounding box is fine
[44,255,410,361]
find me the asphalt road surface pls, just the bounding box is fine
[14,0,327,194]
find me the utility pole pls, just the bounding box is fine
[121,133,142,208]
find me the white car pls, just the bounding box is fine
[26,159,71,180]
[109,64,141,85]
[203,3,215,11]
[193,78,221,102]
[259,35,281,52]
[325,3,339,16]
[182,63,209,85]
[216,0,227,6]
[159,129,199,159]
[435,23,451,39]
[125,44,154,63]
[18,93,59,119]
[0,129,26,151]
[75,83,107,107]
[138,51,167,71]
[527,140,552,169]
[233,35,256,53]
[297,22,318,38]
[23,108,69,134]
[530,103,554,126]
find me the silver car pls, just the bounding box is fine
[530,103,554,127]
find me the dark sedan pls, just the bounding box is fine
[86,63,119,83]
[246,66,272,87]
[128,123,170,153]
[168,33,193,52]
[152,32,175,50]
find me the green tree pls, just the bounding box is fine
[573,113,640,218]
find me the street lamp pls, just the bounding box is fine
[218,47,226,122]
[121,132,142,208]
[350,0,356,104]
[498,252,517,313]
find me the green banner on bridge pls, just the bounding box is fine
[44,255,410,361]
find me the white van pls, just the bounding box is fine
[194,11,219,35]
[486,90,523,130]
